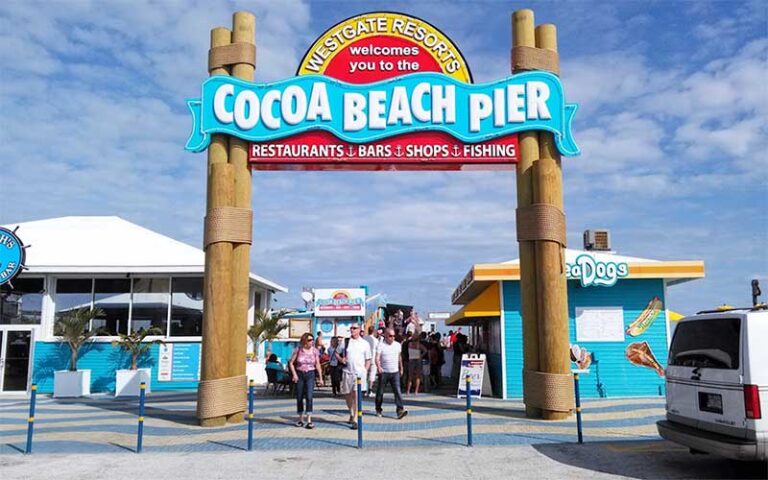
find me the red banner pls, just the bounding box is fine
[248,12,518,171]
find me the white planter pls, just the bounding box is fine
[115,368,152,397]
[246,361,268,385]
[54,370,91,398]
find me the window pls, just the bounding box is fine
[55,279,93,322]
[131,278,169,334]
[254,291,263,311]
[669,318,741,370]
[0,278,44,325]
[93,279,130,335]
[170,277,203,336]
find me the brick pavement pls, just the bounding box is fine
[0,388,665,455]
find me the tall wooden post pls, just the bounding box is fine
[513,10,573,420]
[226,11,255,425]
[199,27,234,427]
[512,9,541,419]
[533,23,571,421]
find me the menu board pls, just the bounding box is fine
[289,319,311,338]
[172,344,201,381]
[575,307,625,342]
[157,343,201,382]
[158,344,173,381]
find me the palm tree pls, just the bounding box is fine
[112,327,165,370]
[54,307,104,371]
[247,309,288,361]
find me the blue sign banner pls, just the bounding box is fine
[171,343,201,382]
[185,72,579,157]
[0,227,25,286]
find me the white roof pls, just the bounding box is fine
[2,216,287,292]
[501,248,660,265]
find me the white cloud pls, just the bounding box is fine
[0,1,765,317]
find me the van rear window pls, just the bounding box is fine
[669,318,741,369]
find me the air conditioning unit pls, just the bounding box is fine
[583,229,611,251]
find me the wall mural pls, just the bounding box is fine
[624,295,665,377]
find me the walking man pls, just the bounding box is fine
[375,328,408,419]
[339,323,371,430]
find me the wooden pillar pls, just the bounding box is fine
[512,9,541,419]
[199,27,234,427]
[226,11,255,425]
[533,23,571,421]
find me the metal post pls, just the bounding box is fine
[137,382,146,453]
[574,373,583,444]
[466,375,473,447]
[25,384,37,454]
[247,380,254,451]
[356,377,363,449]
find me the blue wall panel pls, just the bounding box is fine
[502,279,667,399]
[265,340,299,365]
[32,342,200,393]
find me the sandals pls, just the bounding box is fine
[295,420,304,427]
[305,422,315,429]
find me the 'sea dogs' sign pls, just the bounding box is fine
[185,12,579,170]
[0,227,26,286]
[567,254,629,288]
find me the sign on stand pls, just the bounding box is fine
[457,353,492,398]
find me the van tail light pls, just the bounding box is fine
[744,384,762,419]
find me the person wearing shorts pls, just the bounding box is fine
[405,332,427,395]
[339,323,371,429]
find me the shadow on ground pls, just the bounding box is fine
[533,440,767,479]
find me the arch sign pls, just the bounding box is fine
[185,12,580,170]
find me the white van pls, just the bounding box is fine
[657,306,767,461]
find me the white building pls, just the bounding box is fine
[0,216,286,394]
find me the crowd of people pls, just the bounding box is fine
[280,310,473,431]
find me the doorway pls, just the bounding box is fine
[0,329,33,392]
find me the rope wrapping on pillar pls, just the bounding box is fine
[511,45,560,75]
[204,206,253,248]
[516,203,567,247]
[196,374,247,419]
[208,43,256,72]
[523,369,574,412]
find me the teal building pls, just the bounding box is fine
[447,246,704,399]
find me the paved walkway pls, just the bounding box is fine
[0,388,664,455]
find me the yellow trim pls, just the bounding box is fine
[453,260,705,305]
[138,416,144,422]
[668,310,685,322]
[466,409,472,414]
[357,411,363,417]
[298,12,471,82]
[139,384,146,390]
[31,385,37,391]
[248,413,254,419]
[28,416,34,422]
[448,283,501,325]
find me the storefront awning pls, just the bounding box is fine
[447,282,500,326]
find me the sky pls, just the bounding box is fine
[0,0,766,317]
